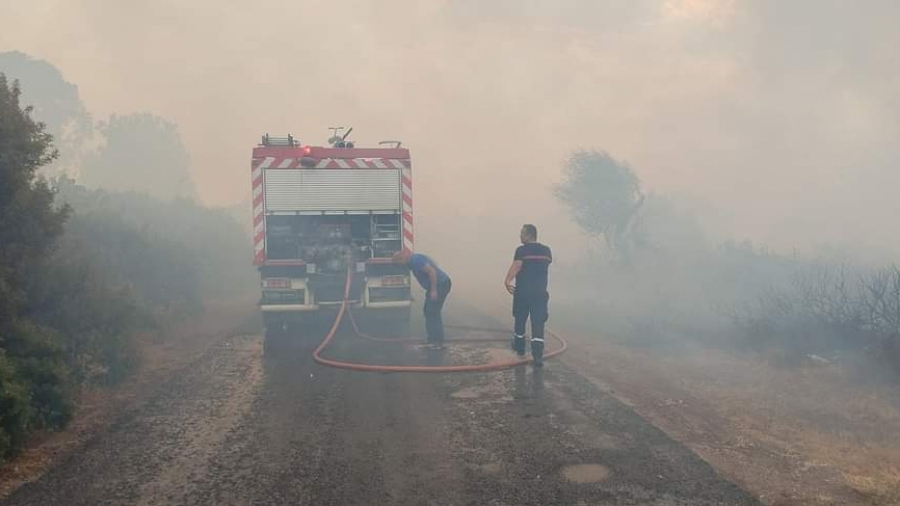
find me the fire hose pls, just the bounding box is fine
[311,267,567,373]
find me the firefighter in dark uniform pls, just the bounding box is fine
[504,224,552,366]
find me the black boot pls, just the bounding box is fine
[531,339,544,367]
[514,335,527,357]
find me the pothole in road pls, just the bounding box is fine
[562,463,611,483]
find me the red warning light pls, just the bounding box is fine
[300,145,312,156]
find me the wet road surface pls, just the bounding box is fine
[2,304,760,505]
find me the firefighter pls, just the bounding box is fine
[393,250,452,347]
[504,224,553,366]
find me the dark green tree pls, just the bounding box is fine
[0,73,72,462]
[0,73,70,314]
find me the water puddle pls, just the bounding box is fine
[562,463,611,483]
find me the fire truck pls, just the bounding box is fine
[250,128,414,335]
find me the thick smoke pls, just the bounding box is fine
[2,0,898,278]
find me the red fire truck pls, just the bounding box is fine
[250,129,414,335]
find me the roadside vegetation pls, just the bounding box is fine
[555,149,900,371]
[0,62,253,464]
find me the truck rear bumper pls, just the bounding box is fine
[261,301,410,312]
[364,301,412,309]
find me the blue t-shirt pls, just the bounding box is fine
[408,253,450,290]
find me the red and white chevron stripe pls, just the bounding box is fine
[251,156,274,266]
[401,167,414,254]
[252,156,411,170]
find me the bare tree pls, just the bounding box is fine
[555,149,645,261]
[861,265,900,349]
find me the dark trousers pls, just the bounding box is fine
[424,279,452,343]
[513,290,549,340]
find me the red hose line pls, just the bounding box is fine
[311,268,567,373]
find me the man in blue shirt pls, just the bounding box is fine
[393,250,452,346]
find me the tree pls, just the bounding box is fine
[80,113,197,201]
[0,51,94,176]
[555,149,645,259]
[0,73,72,462]
[0,73,70,317]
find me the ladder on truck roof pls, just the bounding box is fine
[260,134,299,147]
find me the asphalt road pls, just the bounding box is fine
[2,303,761,506]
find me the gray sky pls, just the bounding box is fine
[2,0,898,271]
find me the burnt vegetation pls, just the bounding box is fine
[0,68,252,464]
[555,149,900,371]
[735,263,900,363]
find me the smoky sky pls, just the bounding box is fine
[2,0,899,272]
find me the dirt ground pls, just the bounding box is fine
[550,306,900,506]
[460,288,900,506]
[557,335,900,506]
[0,300,759,506]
